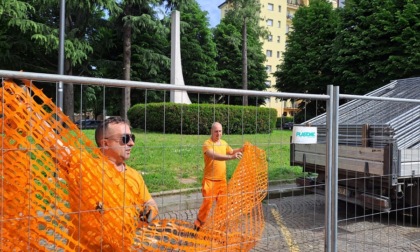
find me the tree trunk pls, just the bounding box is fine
[63,59,74,121]
[121,4,132,120]
[242,18,248,106]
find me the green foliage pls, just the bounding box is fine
[388,1,420,77]
[213,21,242,91]
[332,0,395,94]
[219,0,268,106]
[179,1,219,97]
[333,0,420,94]
[128,103,277,134]
[0,0,269,118]
[227,0,262,35]
[273,0,420,120]
[274,0,337,95]
[273,0,338,120]
[0,0,34,18]
[213,13,268,106]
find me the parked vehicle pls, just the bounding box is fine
[282,122,294,130]
[292,78,420,217]
[75,120,101,129]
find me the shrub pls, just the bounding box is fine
[128,103,277,134]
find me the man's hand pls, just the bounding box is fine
[140,200,159,224]
[231,152,243,160]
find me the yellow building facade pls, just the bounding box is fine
[218,0,338,117]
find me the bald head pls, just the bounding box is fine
[210,122,223,142]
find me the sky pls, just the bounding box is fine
[196,0,223,28]
[195,1,346,28]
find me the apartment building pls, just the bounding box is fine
[218,0,338,117]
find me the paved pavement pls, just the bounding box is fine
[152,181,302,214]
[152,181,303,251]
[151,183,420,251]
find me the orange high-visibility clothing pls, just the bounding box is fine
[202,139,233,180]
[195,178,227,227]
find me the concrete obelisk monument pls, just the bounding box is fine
[170,10,191,104]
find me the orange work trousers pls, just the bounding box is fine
[195,178,227,228]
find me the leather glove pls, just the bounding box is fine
[140,200,159,224]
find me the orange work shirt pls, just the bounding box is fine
[124,165,152,203]
[202,139,233,180]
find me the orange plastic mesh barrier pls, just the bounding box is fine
[0,79,268,251]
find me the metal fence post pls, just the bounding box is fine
[331,86,339,251]
[325,85,338,252]
[57,0,65,110]
[325,85,333,251]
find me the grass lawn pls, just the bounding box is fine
[83,129,303,193]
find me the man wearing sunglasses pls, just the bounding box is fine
[95,117,158,224]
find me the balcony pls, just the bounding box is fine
[287,0,302,5]
[287,0,303,9]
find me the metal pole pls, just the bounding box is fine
[57,0,65,110]
[325,85,333,251]
[331,86,339,251]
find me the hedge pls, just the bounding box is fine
[127,103,277,135]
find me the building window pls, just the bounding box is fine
[267,35,273,42]
[278,21,281,28]
[267,19,273,26]
[266,50,272,57]
[265,80,271,87]
[277,51,280,58]
[267,3,274,11]
[286,25,290,34]
[266,65,272,73]
[278,5,282,12]
[277,36,280,43]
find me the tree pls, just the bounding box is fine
[115,0,193,119]
[274,0,338,95]
[179,0,219,103]
[3,0,119,121]
[214,14,267,106]
[382,1,420,81]
[0,1,54,72]
[130,8,171,105]
[273,0,338,121]
[116,0,158,119]
[225,0,263,105]
[331,0,395,94]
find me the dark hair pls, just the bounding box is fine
[95,117,131,146]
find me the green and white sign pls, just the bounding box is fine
[292,126,317,144]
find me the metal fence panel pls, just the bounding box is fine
[2,70,420,251]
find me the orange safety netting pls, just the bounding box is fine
[0,79,268,251]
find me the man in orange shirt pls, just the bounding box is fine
[95,117,158,223]
[194,122,243,231]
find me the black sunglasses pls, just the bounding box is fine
[105,133,135,144]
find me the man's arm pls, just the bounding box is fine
[205,148,243,160]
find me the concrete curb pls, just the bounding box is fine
[152,181,307,214]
